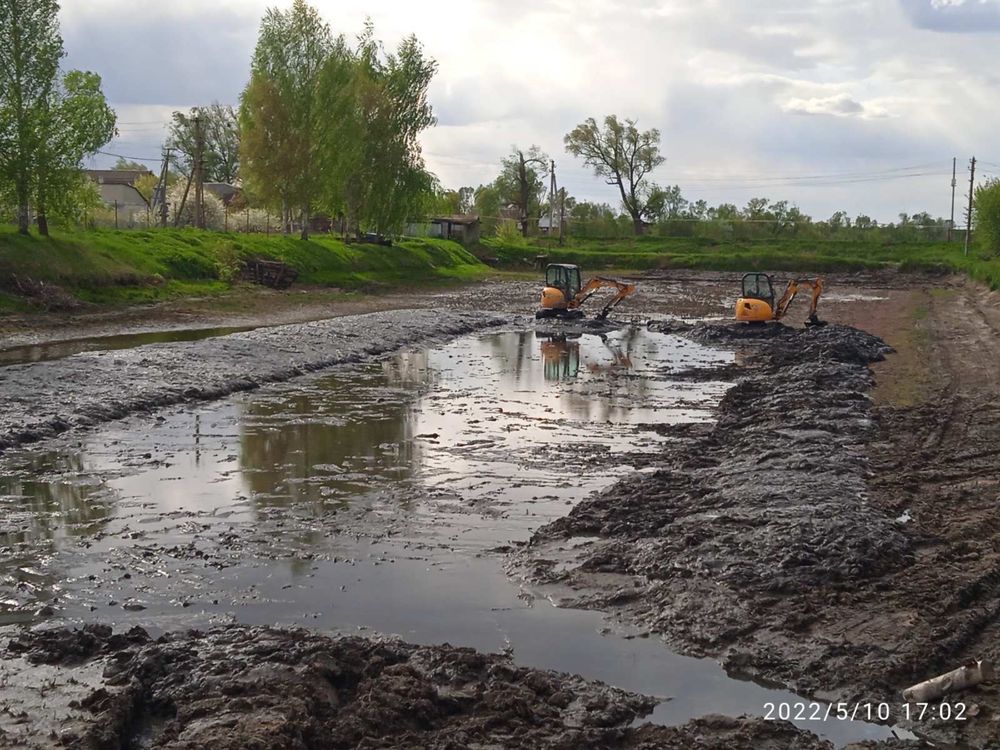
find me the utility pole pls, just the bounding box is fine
[153,147,172,227]
[558,187,566,247]
[548,160,558,239]
[948,157,956,242]
[964,156,976,256]
[193,114,206,230]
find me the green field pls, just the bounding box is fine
[3,227,999,314]
[482,236,1000,289]
[0,227,489,307]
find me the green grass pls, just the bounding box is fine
[480,236,1000,289]
[0,227,489,307]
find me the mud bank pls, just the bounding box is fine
[0,310,509,453]
[510,323,980,744]
[2,624,874,750]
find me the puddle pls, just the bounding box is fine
[0,325,255,367]
[0,327,904,746]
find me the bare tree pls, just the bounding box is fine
[565,115,664,235]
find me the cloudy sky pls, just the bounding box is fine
[63,0,1000,222]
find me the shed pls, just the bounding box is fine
[429,214,481,245]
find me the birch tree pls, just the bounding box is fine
[0,0,63,233]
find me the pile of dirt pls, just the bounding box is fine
[4,624,839,750]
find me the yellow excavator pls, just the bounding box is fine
[735,272,825,327]
[536,264,636,320]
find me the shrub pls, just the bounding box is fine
[974,178,1000,256]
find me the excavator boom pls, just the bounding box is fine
[775,278,824,325]
[570,277,637,320]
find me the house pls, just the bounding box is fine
[85,169,151,188]
[85,169,151,225]
[203,182,240,207]
[431,215,481,245]
[538,214,569,235]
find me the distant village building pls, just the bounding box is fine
[405,214,481,245]
[203,182,240,207]
[537,214,568,235]
[85,169,152,226]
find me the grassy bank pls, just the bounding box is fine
[0,227,488,307]
[482,236,1000,289]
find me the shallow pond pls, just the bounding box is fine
[0,327,906,745]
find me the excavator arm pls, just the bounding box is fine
[774,278,824,325]
[569,277,637,320]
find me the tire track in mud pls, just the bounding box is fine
[0,310,510,454]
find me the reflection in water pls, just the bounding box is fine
[0,451,112,545]
[540,336,581,380]
[0,451,114,623]
[1,328,731,622]
[239,373,421,512]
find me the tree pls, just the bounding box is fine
[686,199,708,220]
[473,182,501,217]
[496,146,548,237]
[0,0,63,233]
[113,157,148,171]
[168,103,240,183]
[743,197,770,221]
[430,185,474,216]
[34,70,115,234]
[974,179,1000,255]
[345,26,437,236]
[709,203,740,221]
[564,115,665,235]
[240,0,334,238]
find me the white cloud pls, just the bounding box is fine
[63,0,1000,221]
[782,93,890,118]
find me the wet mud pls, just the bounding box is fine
[0,309,508,452]
[3,623,866,750]
[3,275,996,749]
[512,321,996,748]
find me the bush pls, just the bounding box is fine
[495,219,522,243]
[168,182,226,231]
[975,179,1000,256]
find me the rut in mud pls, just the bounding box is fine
[2,624,860,750]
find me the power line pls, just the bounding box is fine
[96,150,162,163]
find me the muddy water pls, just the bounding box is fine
[0,327,901,746]
[0,325,255,366]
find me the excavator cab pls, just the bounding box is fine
[735,273,777,323]
[538,264,584,319]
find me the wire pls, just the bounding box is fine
[96,150,162,163]
[681,171,944,190]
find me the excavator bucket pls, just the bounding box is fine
[805,313,827,327]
